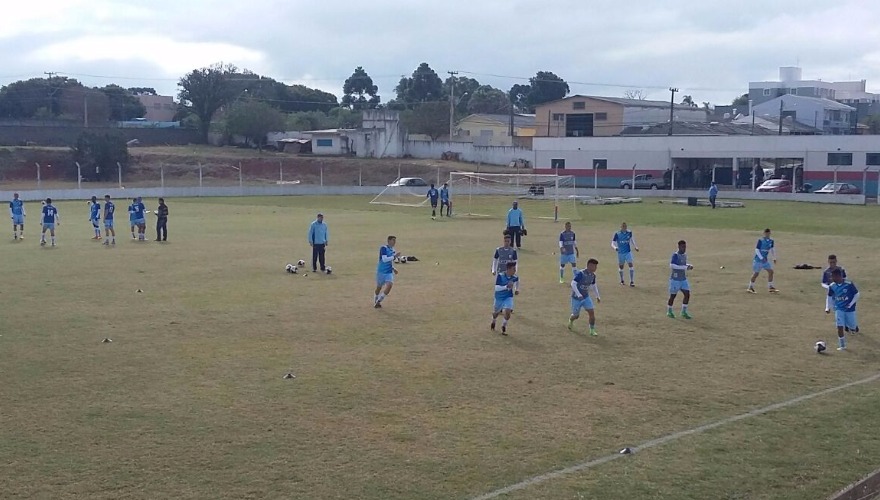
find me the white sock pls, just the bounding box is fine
[377,292,386,302]
[502,318,508,326]
[768,281,775,288]
[748,282,755,289]
[682,304,688,312]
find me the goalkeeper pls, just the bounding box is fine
[506,200,526,249]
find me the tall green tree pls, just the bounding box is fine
[99,84,147,121]
[225,99,286,149]
[71,132,130,182]
[508,84,531,113]
[732,93,749,106]
[526,71,569,109]
[178,63,241,142]
[0,77,83,118]
[680,95,696,107]
[342,66,380,110]
[395,63,444,108]
[128,87,157,96]
[401,101,449,140]
[466,85,511,114]
[443,75,480,113]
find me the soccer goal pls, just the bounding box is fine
[369,178,432,208]
[447,172,580,220]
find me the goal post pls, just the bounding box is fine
[446,172,580,220]
[369,178,431,208]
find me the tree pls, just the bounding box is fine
[327,107,362,128]
[526,71,569,109]
[178,63,241,143]
[732,93,749,106]
[680,95,697,107]
[225,99,286,149]
[60,87,110,124]
[342,66,380,110]
[443,75,480,113]
[623,89,647,100]
[0,76,83,119]
[508,84,531,113]
[466,85,511,114]
[100,84,146,121]
[71,132,130,182]
[128,87,157,96]
[401,101,449,140]
[395,63,444,108]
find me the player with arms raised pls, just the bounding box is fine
[667,240,693,319]
[827,268,859,350]
[374,235,399,308]
[492,231,518,275]
[558,221,579,283]
[748,228,779,293]
[491,261,519,336]
[611,222,639,287]
[568,258,601,336]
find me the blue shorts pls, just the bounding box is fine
[12,214,24,225]
[669,279,690,294]
[376,272,394,286]
[571,296,594,315]
[134,218,146,225]
[90,218,100,228]
[559,253,577,265]
[441,199,450,206]
[752,260,773,273]
[42,222,55,231]
[493,296,514,312]
[617,252,634,265]
[835,310,858,330]
[105,219,115,228]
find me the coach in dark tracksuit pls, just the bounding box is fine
[155,198,169,241]
[308,212,329,272]
[506,201,526,249]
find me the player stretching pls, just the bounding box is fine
[821,254,847,314]
[89,195,101,239]
[748,228,779,293]
[491,261,519,336]
[827,268,859,350]
[427,183,439,219]
[667,240,693,319]
[568,258,601,336]
[558,221,579,283]
[611,222,639,287]
[440,182,451,217]
[374,235,399,308]
[103,195,116,245]
[492,231,518,275]
[39,198,59,247]
[10,192,25,240]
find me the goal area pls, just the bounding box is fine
[446,172,579,220]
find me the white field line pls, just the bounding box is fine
[471,372,880,500]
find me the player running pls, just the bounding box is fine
[427,184,439,219]
[491,261,519,336]
[748,228,779,293]
[88,195,102,239]
[558,221,579,283]
[568,258,601,336]
[440,182,451,217]
[667,240,693,319]
[39,198,59,247]
[374,235,399,308]
[103,195,116,245]
[611,222,639,287]
[827,268,859,350]
[492,231,518,275]
[9,192,25,240]
[821,254,846,313]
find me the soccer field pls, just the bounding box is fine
[2,195,879,499]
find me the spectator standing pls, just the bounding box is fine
[155,198,169,241]
[308,212,329,273]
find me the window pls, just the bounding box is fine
[867,153,880,166]
[316,138,333,147]
[572,101,586,110]
[550,159,566,169]
[552,113,564,121]
[827,153,853,166]
[593,159,608,170]
[595,112,607,121]
[789,88,797,95]
[763,89,771,96]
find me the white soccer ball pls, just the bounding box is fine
[325,266,332,275]
[815,341,826,353]
[399,256,408,263]
[297,259,306,267]
[285,263,297,274]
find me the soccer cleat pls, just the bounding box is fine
[667,310,676,318]
[747,288,757,294]
[559,278,565,284]
[374,302,382,308]
[837,346,846,351]
[854,327,860,334]
[490,321,496,331]
[681,311,693,320]
[620,281,625,286]
[630,282,635,287]
[768,287,780,293]
[567,320,574,331]
[501,325,507,336]
[589,328,598,337]
[40,240,46,246]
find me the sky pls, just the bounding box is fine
[2,0,879,106]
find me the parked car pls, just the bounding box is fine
[756,179,792,192]
[620,174,668,190]
[387,177,428,187]
[814,182,861,195]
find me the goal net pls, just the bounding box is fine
[447,172,580,220]
[369,178,432,208]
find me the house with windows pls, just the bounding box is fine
[752,95,855,135]
[136,94,177,121]
[454,113,536,146]
[533,95,707,137]
[304,129,355,155]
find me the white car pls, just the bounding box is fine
[387,177,428,187]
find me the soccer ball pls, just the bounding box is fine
[398,255,408,264]
[285,263,297,274]
[815,341,826,353]
[325,267,332,275]
[297,259,306,267]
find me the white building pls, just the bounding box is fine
[752,95,855,135]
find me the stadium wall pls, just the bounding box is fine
[0,125,200,147]
[406,140,534,166]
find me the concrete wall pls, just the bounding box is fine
[0,125,200,147]
[0,184,387,202]
[406,140,533,166]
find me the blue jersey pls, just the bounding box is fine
[377,245,395,274]
[440,187,449,201]
[104,201,115,220]
[559,230,576,255]
[709,185,718,197]
[571,269,596,299]
[10,199,24,216]
[506,208,524,228]
[828,280,859,312]
[822,266,846,287]
[132,202,145,219]
[670,252,688,281]
[613,230,633,254]
[427,188,439,201]
[90,202,101,220]
[754,237,774,262]
[494,273,519,300]
[42,204,58,224]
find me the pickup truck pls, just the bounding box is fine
[620,174,668,190]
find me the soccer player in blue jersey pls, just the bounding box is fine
[821,254,846,314]
[132,196,147,240]
[128,198,138,239]
[491,261,519,335]
[748,228,778,293]
[506,200,525,249]
[39,198,60,247]
[103,195,116,246]
[827,268,859,350]
[88,195,101,239]
[558,221,579,283]
[9,192,25,240]
[568,258,601,336]
[374,235,399,308]
[492,231,518,275]
[440,182,451,217]
[611,222,640,287]
[427,184,439,219]
[667,240,693,319]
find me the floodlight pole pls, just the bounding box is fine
[631,164,636,191]
[36,162,41,188]
[76,162,81,190]
[833,166,839,187]
[117,162,122,188]
[160,163,164,189]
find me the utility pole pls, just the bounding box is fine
[45,72,60,116]
[448,71,458,140]
[668,87,678,136]
[778,99,784,135]
[83,95,89,127]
